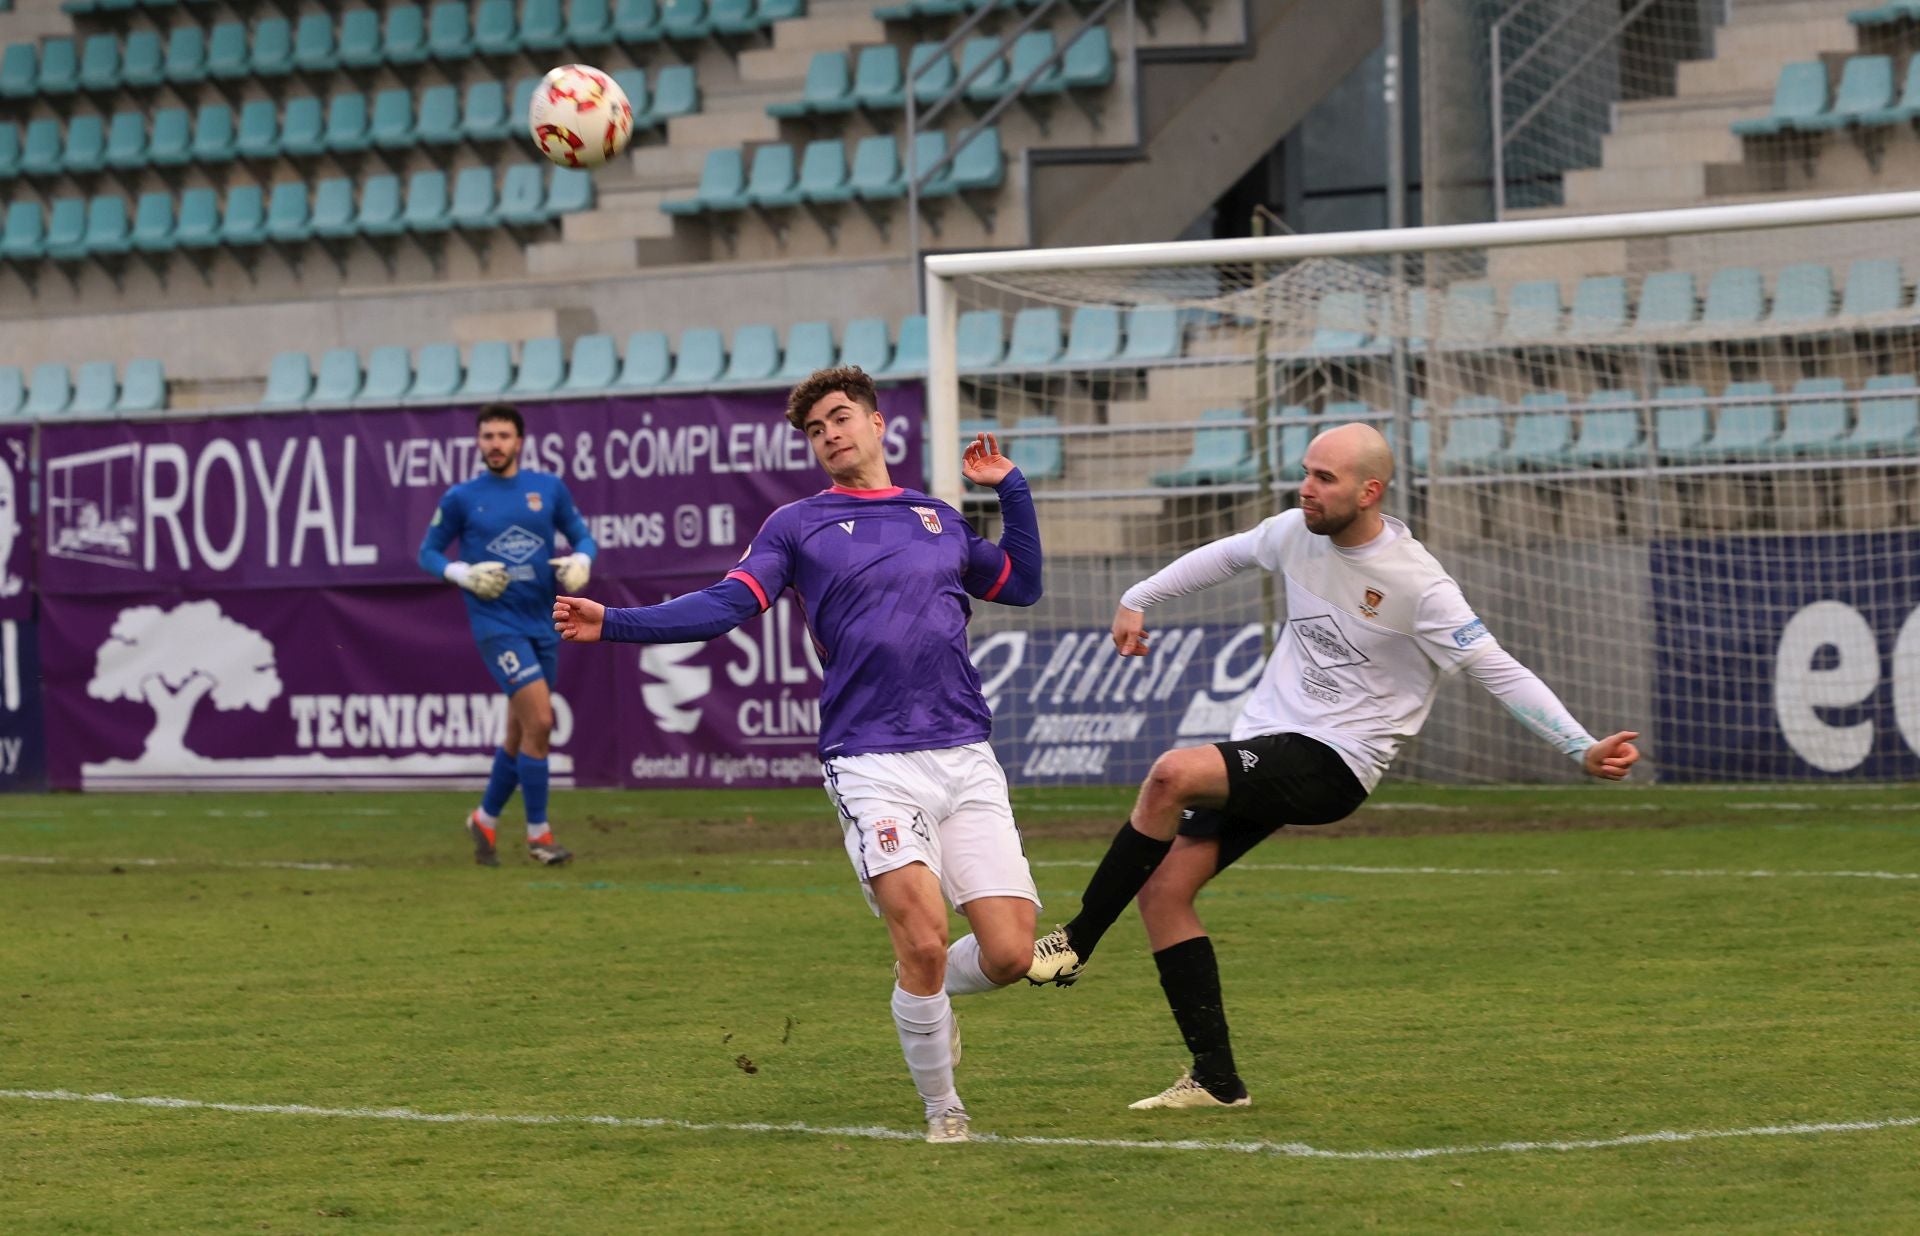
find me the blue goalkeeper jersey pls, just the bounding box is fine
[418,469,596,642]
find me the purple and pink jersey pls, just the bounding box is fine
[600,470,1043,758]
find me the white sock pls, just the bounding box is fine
[943,934,998,996]
[526,822,550,841]
[473,808,498,829]
[890,984,960,1118]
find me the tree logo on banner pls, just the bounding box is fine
[638,642,710,734]
[87,600,283,764]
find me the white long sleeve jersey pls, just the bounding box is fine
[1121,509,1595,792]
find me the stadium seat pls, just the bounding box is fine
[1697,381,1778,459]
[609,68,649,124]
[1005,307,1064,367]
[339,9,383,69]
[847,133,901,200]
[475,0,522,56]
[117,358,166,413]
[569,0,616,47]
[38,38,78,96]
[82,194,130,257]
[1732,61,1827,136]
[904,44,955,105]
[522,0,567,51]
[650,64,699,121]
[220,184,266,248]
[121,29,163,88]
[429,1,474,60]
[711,0,760,38]
[618,330,672,388]
[663,147,745,214]
[957,309,1005,369]
[772,51,850,117]
[796,138,850,203]
[1635,270,1696,330]
[312,349,363,405]
[1703,266,1764,328]
[236,99,280,160]
[63,115,106,174]
[1058,26,1114,91]
[137,106,183,170]
[839,317,892,373]
[79,34,119,92]
[464,81,510,141]
[410,342,463,398]
[1006,31,1056,94]
[888,314,928,375]
[1768,263,1833,325]
[511,337,565,394]
[0,123,17,179]
[451,166,497,229]
[929,127,1002,194]
[761,0,805,25]
[845,46,904,111]
[1653,385,1710,458]
[69,362,117,416]
[958,38,1008,101]
[263,351,313,405]
[547,168,594,216]
[1561,391,1646,467]
[252,17,295,78]
[44,197,88,261]
[725,324,781,382]
[663,0,711,40]
[1013,414,1065,481]
[26,364,73,417]
[498,163,547,226]
[0,43,32,99]
[1841,257,1904,316]
[1310,292,1374,352]
[173,187,220,248]
[132,192,173,252]
[372,89,415,149]
[356,174,405,237]
[1501,393,1574,467]
[404,170,451,232]
[0,369,22,420]
[1,201,43,261]
[1795,55,1891,131]
[462,340,513,396]
[360,346,413,403]
[1438,397,1506,471]
[294,13,337,71]
[1152,408,1254,486]
[778,321,836,380]
[1775,376,1850,456]
[1065,305,1123,364]
[563,334,619,391]
[326,93,372,153]
[101,111,145,171]
[1119,305,1182,361]
[1438,283,1498,343]
[1855,50,1920,128]
[191,103,236,163]
[1840,373,1920,454]
[1568,275,1629,336]
[163,24,205,84]
[418,85,462,146]
[615,0,663,43]
[1505,281,1562,342]
[265,181,310,243]
[385,5,430,65]
[280,97,325,159]
[669,328,727,384]
[21,119,60,177]
[205,22,248,81]
[745,143,801,208]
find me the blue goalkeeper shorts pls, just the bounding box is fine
[478,633,559,697]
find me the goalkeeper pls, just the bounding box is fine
[418,403,597,868]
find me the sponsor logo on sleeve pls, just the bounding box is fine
[1451,617,1489,648]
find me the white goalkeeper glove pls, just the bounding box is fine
[549,552,591,593]
[445,560,510,600]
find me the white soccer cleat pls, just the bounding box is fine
[1025,926,1085,987]
[925,1106,971,1144]
[1127,1070,1252,1111]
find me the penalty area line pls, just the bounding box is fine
[2,1089,1915,1161]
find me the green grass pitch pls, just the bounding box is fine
[3,783,1917,1232]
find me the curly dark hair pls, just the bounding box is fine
[785,366,878,430]
[476,402,523,437]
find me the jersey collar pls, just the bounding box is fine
[827,484,904,499]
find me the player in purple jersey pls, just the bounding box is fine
[551,367,1044,1144]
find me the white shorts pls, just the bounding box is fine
[822,741,1041,916]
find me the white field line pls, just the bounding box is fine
[2,1088,1914,1161]
[759,857,1920,882]
[0,855,356,872]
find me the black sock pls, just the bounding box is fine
[1063,820,1173,960]
[1153,936,1245,1102]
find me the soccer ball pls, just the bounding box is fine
[529,64,634,169]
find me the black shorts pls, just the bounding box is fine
[1179,732,1367,872]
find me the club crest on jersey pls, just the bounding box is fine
[910,505,943,535]
[875,822,901,854]
[1360,587,1384,618]
[526,492,543,512]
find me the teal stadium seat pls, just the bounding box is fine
[663,147,744,214]
[1568,275,1629,335]
[1563,391,1646,467]
[930,127,1002,193]
[712,0,760,38]
[1796,55,1891,131]
[1438,282,1497,343]
[797,138,849,203]
[511,337,565,395]
[1013,415,1065,481]
[745,143,800,208]
[958,38,1007,101]
[1005,307,1064,366]
[663,0,711,40]
[461,341,513,396]
[191,103,235,162]
[650,64,699,120]
[44,197,87,261]
[339,9,383,69]
[385,6,430,65]
[475,0,522,56]
[1843,374,1920,453]
[266,181,310,242]
[1310,292,1373,352]
[1057,25,1114,91]
[121,30,163,88]
[1066,305,1122,364]
[0,43,33,99]
[523,0,566,56]
[1776,377,1849,456]
[724,324,781,383]
[1855,49,1920,127]
[903,130,947,193]
[669,328,726,385]
[0,123,17,178]
[1698,381,1779,459]
[220,183,266,247]
[104,111,148,170]
[839,318,892,373]
[163,25,205,84]
[83,194,130,256]
[295,13,336,71]
[132,192,173,252]
[253,17,295,78]
[451,166,496,228]
[0,369,21,420]
[1654,385,1710,458]
[21,119,59,176]
[117,359,166,413]
[563,334,619,392]
[429,1,474,61]
[174,187,219,247]
[464,81,509,141]
[547,168,594,215]
[1119,305,1182,360]
[26,364,73,417]
[957,309,1005,368]
[38,38,78,95]
[1438,397,1506,471]
[848,45,904,110]
[778,321,836,380]
[771,50,849,117]
[498,163,547,225]
[237,99,280,159]
[615,0,663,43]
[1768,263,1833,325]
[1635,271,1696,330]
[79,35,119,92]
[1152,408,1254,487]
[411,343,464,398]
[905,44,955,105]
[618,330,672,388]
[569,0,615,47]
[886,315,927,376]
[1732,61,1827,136]
[312,349,362,405]
[1502,393,1574,467]
[361,347,412,403]
[760,0,805,23]
[205,23,248,81]
[1007,31,1058,94]
[848,133,901,200]
[1703,266,1764,327]
[64,115,106,174]
[418,85,461,145]
[357,175,405,237]
[404,170,451,232]
[327,93,371,153]
[1842,257,1904,316]
[1505,280,1562,342]
[372,88,414,149]
[69,363,118,416]
[263,352,313,405]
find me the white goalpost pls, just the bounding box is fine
[922,191,1920,786]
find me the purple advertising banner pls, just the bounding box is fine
[0,424,31,622]
[37,389,926,595]
[0,425,43,789]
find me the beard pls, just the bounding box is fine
[483,451,514,474]
[1302,505,1357,537]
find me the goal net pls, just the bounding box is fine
[925,192,1920,786]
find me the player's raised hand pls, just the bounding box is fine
[1583,730,1640,780]
[553,595,605,642]
[1111,604,1151,657]
[962,432,1015,487]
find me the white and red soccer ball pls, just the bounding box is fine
[529,64,634,169]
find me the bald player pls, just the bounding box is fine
[1027,422,1640,1111]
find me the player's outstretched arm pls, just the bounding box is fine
[1111,604,1150,656]
[560,578,765,646]
[1111,531,1263,649]
[553,595,604,641]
